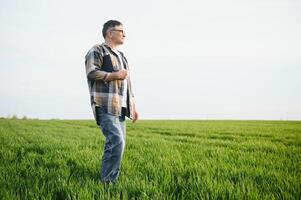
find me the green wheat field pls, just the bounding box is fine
[0,119,300,200]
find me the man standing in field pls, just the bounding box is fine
[85,20,138,183]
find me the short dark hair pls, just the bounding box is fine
[102,20,123,38]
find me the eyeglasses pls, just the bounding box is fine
[111,29,125,34]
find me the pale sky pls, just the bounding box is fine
[0,0,300,120]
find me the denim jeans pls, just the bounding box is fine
[96,106,126,183]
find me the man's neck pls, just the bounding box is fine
[104,40,118,50]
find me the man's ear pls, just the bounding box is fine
[107,30,112,39]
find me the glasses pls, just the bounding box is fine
[111,29,125,35]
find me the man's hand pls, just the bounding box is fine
[116,70,128,80]
[132,111,139,123]
[105,70,128,81]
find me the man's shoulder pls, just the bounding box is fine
[89,44,103,52]
[85,44,104,57]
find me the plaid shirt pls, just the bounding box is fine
[85,43,135,121]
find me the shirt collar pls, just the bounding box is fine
[102,42,118,51]
[102,42,121,56]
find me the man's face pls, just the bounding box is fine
[108,25,126,45]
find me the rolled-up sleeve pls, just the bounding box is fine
[85,47,109,81]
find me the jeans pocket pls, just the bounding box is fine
[96,107,119,132]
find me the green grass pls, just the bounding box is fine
[0,119,300,200]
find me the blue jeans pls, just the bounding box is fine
[96,106,126,183]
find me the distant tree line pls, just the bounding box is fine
[0,115,31,120]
